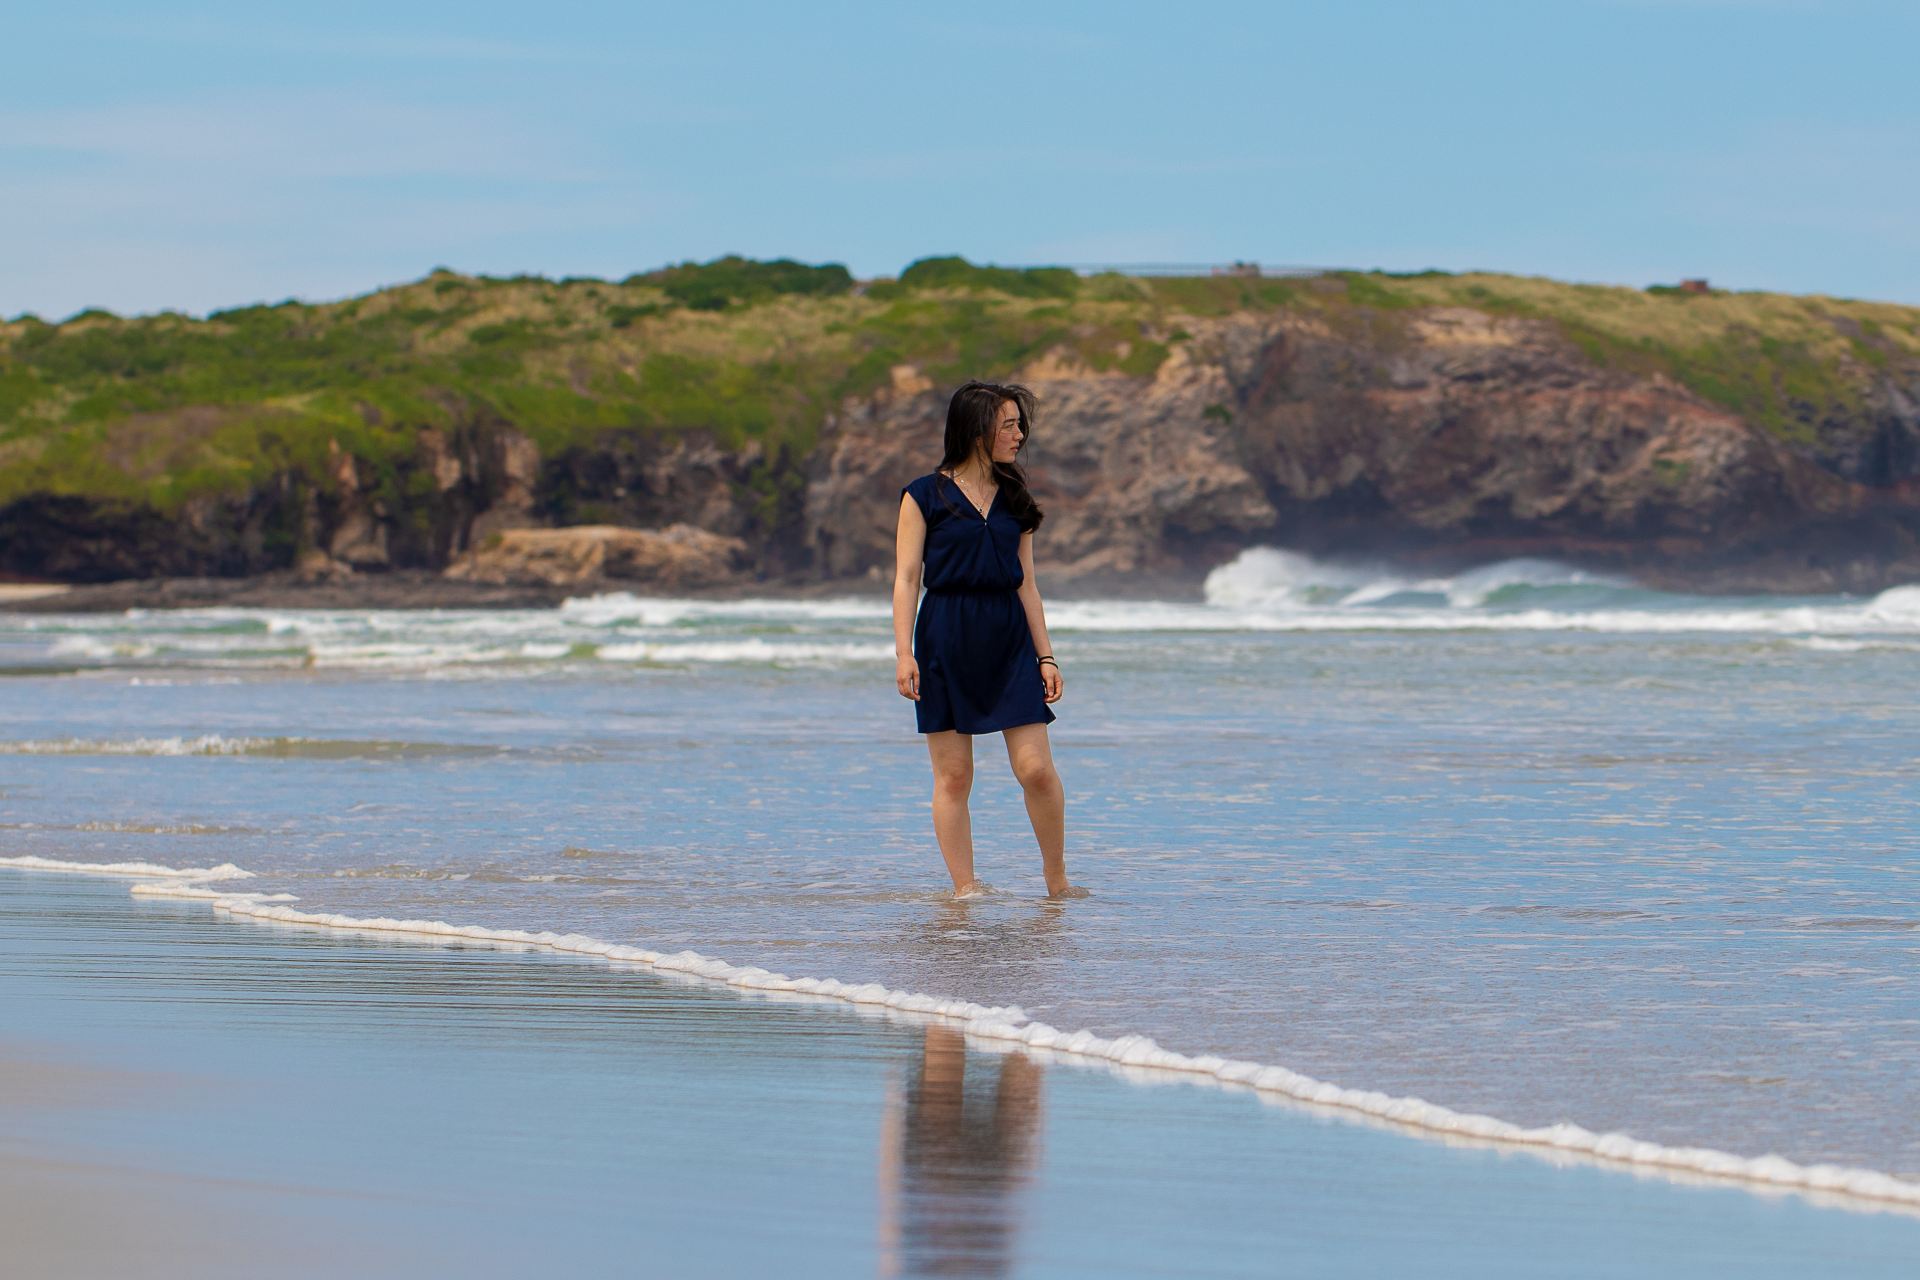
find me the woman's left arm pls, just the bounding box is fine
[1015,531,1062,703]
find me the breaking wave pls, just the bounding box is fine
[1184,548,1920,636]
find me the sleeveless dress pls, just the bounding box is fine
[901,472,1056,735]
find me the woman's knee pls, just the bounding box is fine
[1013,758,1059,794]
[932,766,973,800]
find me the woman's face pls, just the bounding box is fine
[987,399,1026,465]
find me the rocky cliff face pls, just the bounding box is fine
[7,306,1920,595]
[811,309,1920,593]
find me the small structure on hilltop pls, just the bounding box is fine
[1680,278,1710,294]
[1212,261,1263,278]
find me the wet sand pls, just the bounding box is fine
[0,1044,415,1279]
[4,867,1919,1278]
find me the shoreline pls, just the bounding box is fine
[9,854,1920,1217]
[7,872,1920,1275]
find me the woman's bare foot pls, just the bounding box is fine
[1046,883,1090,899]
[951,880,988,900]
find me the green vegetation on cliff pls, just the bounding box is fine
[3,255,1916,515]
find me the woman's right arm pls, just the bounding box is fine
[894,494,926,700]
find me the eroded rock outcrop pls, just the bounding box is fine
[445,523,749,590]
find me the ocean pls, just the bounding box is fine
[4,546,1919,1208]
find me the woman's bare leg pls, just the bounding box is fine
[925,730,978,893]
[1002,723,1081,896]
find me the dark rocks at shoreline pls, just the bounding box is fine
[0,564,1220,615]
[0,572,575,614]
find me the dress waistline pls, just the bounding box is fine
[925,583,1016,596]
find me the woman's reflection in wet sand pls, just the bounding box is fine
[878,1025,1043,1278]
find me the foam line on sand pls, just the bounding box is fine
[0,855,254,880]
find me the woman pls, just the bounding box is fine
[893,380,1086,900]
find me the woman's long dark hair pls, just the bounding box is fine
[936,380,1044,533]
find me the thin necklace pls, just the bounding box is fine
[942,468,995,518]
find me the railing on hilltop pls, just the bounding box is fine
[1007,262,1347,278]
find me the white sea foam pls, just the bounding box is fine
[0,736,506,761]
[595,638,892,665]
[47,635,160,660]
[1865,585,1920,625]
[0,735,279,756]
[1185,547,1920,637]
[302,640,580,669]
[127,882,297,902]
[1793,636,1920,653]
[559,592,889,627]
[1201,547,1629,610]
[14,557,1920,678]
[7,853,1920,1214]
[19,597,896,671]
[0,854,253,880]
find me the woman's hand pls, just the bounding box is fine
[896,655,920,700]
[1041,664,1063,703]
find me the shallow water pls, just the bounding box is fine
[2,550,1918,1189]
[7,870,1920,1278]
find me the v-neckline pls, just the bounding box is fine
[941,471,997,520]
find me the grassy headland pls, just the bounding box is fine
[3,255,1917,521]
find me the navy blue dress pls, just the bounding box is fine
[901,472,1056,735]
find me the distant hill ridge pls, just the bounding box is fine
[3,255,1919,594]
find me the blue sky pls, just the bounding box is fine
[4,1,1916,318]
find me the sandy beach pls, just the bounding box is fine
[0,584,70,605]
[0,1041,406,1279]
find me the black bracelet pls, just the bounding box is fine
[1037,656,1058,667]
